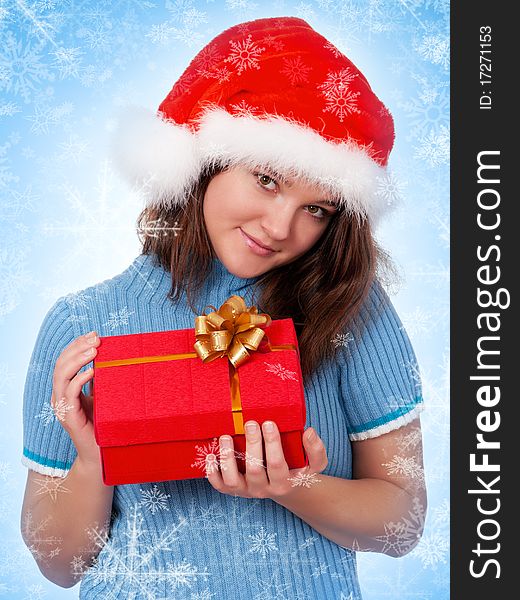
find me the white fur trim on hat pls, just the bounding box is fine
[112,106,394,227]
[110,106,201,208]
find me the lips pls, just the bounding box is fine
[240,229,275,251]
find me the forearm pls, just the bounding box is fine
[273,474,426,556]
[21,458,114,588]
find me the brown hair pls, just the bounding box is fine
[136,164,394,381]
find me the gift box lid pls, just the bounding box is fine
[93,318,306,447]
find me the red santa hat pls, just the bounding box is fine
[112,16,395,228]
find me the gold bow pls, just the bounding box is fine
[193,295,272,368]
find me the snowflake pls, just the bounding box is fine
[411,531,449,569]
[0,461,12,481]
[318,68,357,96]
[382,455,425,485]
[52,396,74,422]
[22,511,62,565]
[137,217,182,239]
[193,42,222,77]
[139,484,171,514]
[330,331,354,348]
[85,505,202,598]
[234,449,265,470]
[396,426,423,453]
[58,135,90,164]
[248,526,278,558]
[287,471,322,489]
[414,125,450,167]
[0,142,18,188]
[264,361,298,381]
[321,86,361,122]
[190,590,217,600]
[229,100,261,117]
[281,56,312,86]
[415,33,450,70]
[375,171,407,208]
[35,402,57,426]
[432,499,450,528]
[23,584,47,599]
[401,307,433,337]
[146,22,175,44]
[52,47,82,79]
[191,437,221,476]
[323,40,344,58]
[34,477,72,502]
[224,34,265,76]
[262,33,284,51]
[0,32,50,102]
[311,560,329,578]
[102,306,135,330]
[375,497,426,555]
[0,101,20,116]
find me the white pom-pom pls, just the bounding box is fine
[110,106,201,208]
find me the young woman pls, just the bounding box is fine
[21,16,426,599]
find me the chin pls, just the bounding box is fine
[218,253,268,279]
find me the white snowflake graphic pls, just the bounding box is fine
[382,455,425,486]
[52,46,82,79]
[83,505,206,598]
[287,471,322,489]
[415,33,450,70]
[52,396,74,422]
[34,476,72,502]
[321,86,361,122]
[102,306,135,330]
[224,34,265,75]
[323,41,344,58]
[0,461,12,481]
[22,511,62,565]
[137,217,182,239]
[262,33,285,52]
[375,497,426,555]
[281,56,312,86]
[139,484,171,514]
[264,361,298,381]
[0,32,50,102]
[411,531,449,570]
[191,437,221,476]
[401,307,434,337]
[35,402,57,426]
[331,331,354,348]
[248,526,278,558]
[229,100,261,117]
[414,125,450,167]
[376,171,407,208]
[318,68,357,96]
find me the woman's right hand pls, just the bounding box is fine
[51,330,101,469]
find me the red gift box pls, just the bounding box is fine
[93,317,308,485]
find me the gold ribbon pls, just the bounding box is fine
[95,296,295,436]
[193,295,272,369]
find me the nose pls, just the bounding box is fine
[259,197,297,241]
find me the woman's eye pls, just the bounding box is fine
[306,205,326,220]
[255,172,277,191]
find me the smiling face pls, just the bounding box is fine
[203,164,339,278]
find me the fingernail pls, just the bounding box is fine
[306,428,316,441]
[245,422,258,434]
[263,421,274,433]
[220,436,232,447]
[83,347,95,357]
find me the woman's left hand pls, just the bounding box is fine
[205,420,328,499]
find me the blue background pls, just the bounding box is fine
[0,1,449,598]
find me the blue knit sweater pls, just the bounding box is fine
[22,253,423,599]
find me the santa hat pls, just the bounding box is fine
[112,16,395,228]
